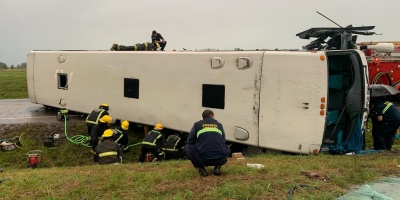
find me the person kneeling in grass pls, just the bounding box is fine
[96,129,123,164]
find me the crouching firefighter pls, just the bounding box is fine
[95,129,123,164]
[86,104,109,135]
[112,120,129,152]
[138,123,165,163]
[91,115,113,163]
[163,133,186,160]
[184,110,230,176]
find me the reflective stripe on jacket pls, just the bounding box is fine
[163,134,181,151]
[196,128,222,138]
[98,151,118,157]
[95,140,122,164]
[86,109,106,125]
[142,130,162,146]
[383,102,393,114]
[114,129,124,143]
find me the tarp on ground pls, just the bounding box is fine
[329,116,364,155]
[337,177,400,200]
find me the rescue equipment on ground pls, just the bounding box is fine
[43,133,60,148]
[0,133,26,151]
[26,150,42,168]
[56,109,69,121]
[0,141,17,151]
[146,153,154,162]
[59,109,141,149]
[59,109,91,147]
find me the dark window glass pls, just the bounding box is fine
[124,78,139,99]
[57,73,68,90]
[202,84,225,109]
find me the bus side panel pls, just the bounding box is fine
[27,53,36,103]
[30,51,263,147]
[258,52,328,154]
[358,50,370,129]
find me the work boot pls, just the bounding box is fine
[213,166,222,176]
[198,167,208,177]
[110,44,117,51]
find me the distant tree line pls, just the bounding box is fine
[0,62,27,69]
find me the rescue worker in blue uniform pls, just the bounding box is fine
[91,115,113,163]
[371,100,400,150]
[184,110,230,176]
[86,104,109,135]
[95,129,123,164]
[151,30,167,51]
[138,123,165,163]
[112,120,129,152]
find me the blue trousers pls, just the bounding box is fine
[184,144,228,168]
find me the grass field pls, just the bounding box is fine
[0,69,28,99]
[0,121,399,199]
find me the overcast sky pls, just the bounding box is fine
[1,0,399,66]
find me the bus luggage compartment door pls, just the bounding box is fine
[258,52,328,154]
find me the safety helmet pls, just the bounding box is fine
[102,129,114,138]
[99,104,109,111]
[154,123,163,130]
[99,115,112,124]
[121,120,129,130]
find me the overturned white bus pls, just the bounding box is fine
[26,48,369,155]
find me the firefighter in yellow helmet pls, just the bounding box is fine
[138,123,165,163]
[86,104,109,135]
[112,120,130,152]
[95,129,123,164]
[90,115,113,163]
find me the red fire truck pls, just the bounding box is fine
[357,42,400,89]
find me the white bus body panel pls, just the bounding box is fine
[259,52,327,154]
[27,53,36,103]
[27,50,367,154]
[28,51,263,147]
